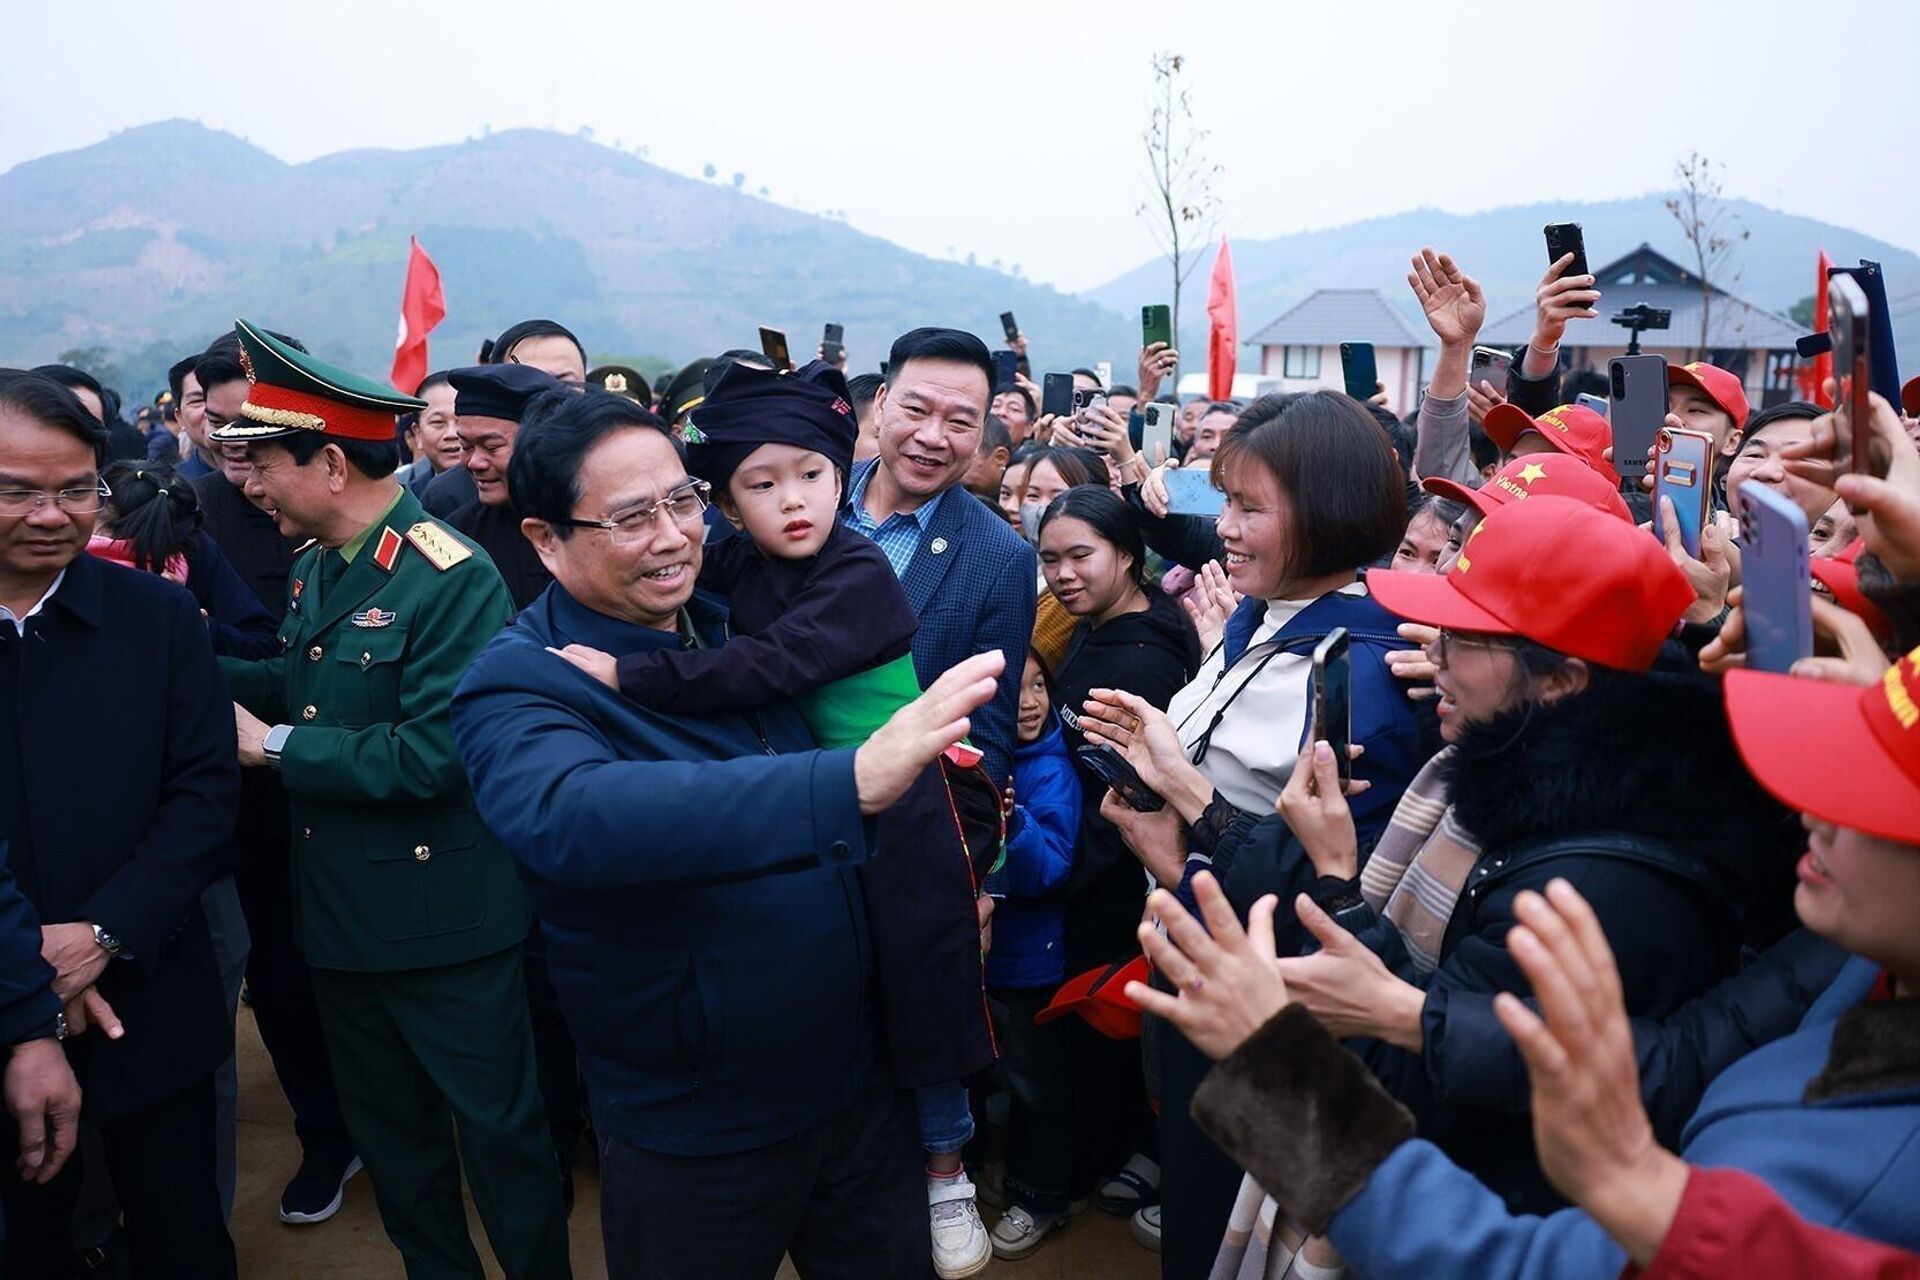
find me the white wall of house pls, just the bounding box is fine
[1256,343,1424,415]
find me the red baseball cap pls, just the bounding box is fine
[1482,402,1620,486]
[1036,955,1148,1039]
[1424,452,1632,523]
[1810,539,1893,647]
[1725,646,1920,845]
[1668,361,1751,430]
[1368,496,1695,671]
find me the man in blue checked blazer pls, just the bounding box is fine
[843,327,1037,789]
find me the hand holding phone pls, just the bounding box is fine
[758,326,793,373]
[1074,745,1165,812]
[1142,304,1173,351]
[1469,345,1512,394]
[1311,629,1353,789]
[1608,354,1669,487]
[1000,311,1020,343]
[1651,427,1715,557]
[820,322,845,367]
[1140,403,1175,465]
[1041,372,1074,420]
[1736,484,1813,674]
[1828,273,1871,480]
[1163,467,1225,517]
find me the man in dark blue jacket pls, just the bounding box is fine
[0,370,238,1275]
[451,388,1003,1279]
[844,327,1037,791]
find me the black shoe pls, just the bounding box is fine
[279,1152,363,1225]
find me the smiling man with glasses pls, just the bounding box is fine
[451,385,1006,1277]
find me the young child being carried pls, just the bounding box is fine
[552,360,1003,1273]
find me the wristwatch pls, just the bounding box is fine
[262,723,294,769]
[92,923,125,960]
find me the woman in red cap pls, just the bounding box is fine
[1087,495,1805,1273]
[1110,636,1920,1279]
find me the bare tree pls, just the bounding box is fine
[1664,153,1750,359]
[1138,52,1222,352]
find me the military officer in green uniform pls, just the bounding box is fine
[212,320,572,1280]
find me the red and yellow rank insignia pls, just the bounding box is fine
[373,527,405,572]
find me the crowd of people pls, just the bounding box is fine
[0,235,1916,1280]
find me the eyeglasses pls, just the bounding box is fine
[560,479,711,546]
[1432,628,1504,669]
[0,482,111,517]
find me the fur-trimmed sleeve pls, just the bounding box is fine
[1190,1004,1416,1234]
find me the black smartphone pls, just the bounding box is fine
[1000,311,1020,343]
[1071,387,1108,416]
[1828,272,1872,479]
[1340,342,1378,402]
[991,349,1019,389]
[1608,353,1668,487]
[1142,304,1173,351]
[821,322,845,365]
[1544,222,1589,282]
[1041,372,1074,419]
[1311,628,1352,788]
[758,326,793,372]
[1074,744,1166,812]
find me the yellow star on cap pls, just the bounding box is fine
[1518,462,1548,484]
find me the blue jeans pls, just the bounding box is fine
[915,1082,975,1157]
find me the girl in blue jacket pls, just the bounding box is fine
[985,648,1082,1261]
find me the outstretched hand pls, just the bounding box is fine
[1492,880,1690,1266]
[1408,248,1486,348]
[1277,895,1425,1050]
[855,651,1004,814]
[1124,873,1291,1062]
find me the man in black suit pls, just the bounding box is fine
[0,369,238,1275]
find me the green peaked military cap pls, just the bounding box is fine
[207,318,427,444]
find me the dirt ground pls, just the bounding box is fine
[229,1008,1160,1278]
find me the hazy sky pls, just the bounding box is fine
[6,0,1917,292]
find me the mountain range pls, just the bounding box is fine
[4,120,1916,402]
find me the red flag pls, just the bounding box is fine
[1807,249,1834,408]
[1206,235,1236,401]
[391,236,446,394]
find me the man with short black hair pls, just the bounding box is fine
[29,364,144,460]
[846,326,1037,790]
[963,414,1014,504]
[213,323,568,1277]
[0,368,239,1275]
[990,383,1036,447]
[451,386,1004,1277]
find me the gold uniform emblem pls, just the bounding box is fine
[403,522,472,571]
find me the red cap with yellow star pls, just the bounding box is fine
[1367,496,1694,671]
[1482,402,1620,486]
[1424,453,1632,523]
[1726,646,1920,845]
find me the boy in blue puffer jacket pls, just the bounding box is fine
[985,648,1083,1261]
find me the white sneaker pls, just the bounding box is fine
[929,1174,992,1279]
[990,1204,1064,1260]
[1131,1203,1162,1253]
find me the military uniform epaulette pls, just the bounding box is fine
[404,521,472,571]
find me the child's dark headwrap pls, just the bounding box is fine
[683,359,858,493]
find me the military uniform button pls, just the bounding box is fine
[301,705,317,721]
[308,645,323,661]
[413,844,431,862]
[360,652,372,668]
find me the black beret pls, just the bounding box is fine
[587,364,650,404]
[447,364,564,423]
[685,360,857,494]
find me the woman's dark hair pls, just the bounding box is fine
[886,327,994,393]
[1021,446,1110,490]
[0,369,107,463]
[490,319,586,369]
[1038,485,1150,589]
[510,388,677,537]
[1211,389,1407,580]
[1406,491,1467,529]
[281,432,401,479]
[101,460,201,573]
